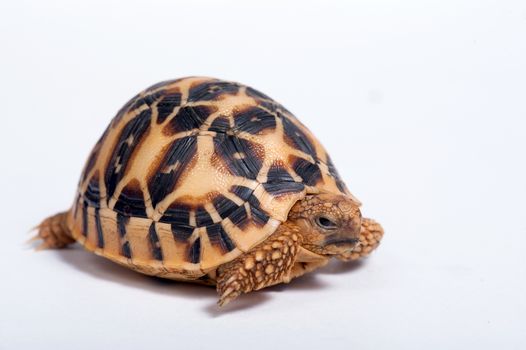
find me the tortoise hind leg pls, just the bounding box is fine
[32,212,75,250]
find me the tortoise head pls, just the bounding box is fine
[288,193,362,259]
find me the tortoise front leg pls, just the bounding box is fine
[339,218,384,261]
[216,224,301,306]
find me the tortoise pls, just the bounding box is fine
[35,77,384,306]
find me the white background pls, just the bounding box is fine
[1,0,525,349]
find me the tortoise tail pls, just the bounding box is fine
[32,212,75,250]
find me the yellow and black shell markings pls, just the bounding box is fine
[68,77,353,280]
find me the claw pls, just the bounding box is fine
[218,287,243,307]
[218,286,236,307]
[225,274,238,286]
[218,299,230,307]
[25,234,41,245]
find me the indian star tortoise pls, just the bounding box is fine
[35,77,384,306]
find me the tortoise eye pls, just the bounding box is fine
[315,216,338,230]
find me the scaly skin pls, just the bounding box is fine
[217,223,302,306]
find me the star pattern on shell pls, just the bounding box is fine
[70,77,352,275]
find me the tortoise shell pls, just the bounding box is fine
[69,77,355,280]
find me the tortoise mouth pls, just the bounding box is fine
[324,237,360,246]
[321,238,360,257]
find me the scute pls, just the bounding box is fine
[71,77,351,278]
